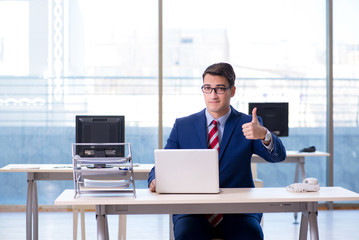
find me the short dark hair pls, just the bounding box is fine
[202,62,236,87]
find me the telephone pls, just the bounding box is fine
[286,177,320,192]
[299,146,316,152]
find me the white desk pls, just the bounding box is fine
[55,187,359,240]
[0,151,329,240]
[252,151,330,183]
[0,164,153,240]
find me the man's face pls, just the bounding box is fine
[202,74,236,119]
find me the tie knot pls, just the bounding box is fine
[212,120,218,126]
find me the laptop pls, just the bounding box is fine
[154,149,220,193]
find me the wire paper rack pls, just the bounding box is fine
[72,143,136,198]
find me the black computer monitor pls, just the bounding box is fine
[248,102,288,137]
[75,115,125,158]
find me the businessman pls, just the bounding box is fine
[148,62,286,240]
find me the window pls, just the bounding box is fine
[163,0,328,187]
[1,0,359,205]
[0,0,158,204]
[333,0,359,192]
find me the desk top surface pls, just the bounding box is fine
[253,150,330,158]
[0,164,153,173]
[55,187,359,206]
[0,151,329,172]
[283,150,329,157]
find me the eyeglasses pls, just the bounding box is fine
[201,85,233,94]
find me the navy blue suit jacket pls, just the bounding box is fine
[148,106,286,224]
[148,106,286,188]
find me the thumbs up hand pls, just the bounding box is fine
[242,107,267,140]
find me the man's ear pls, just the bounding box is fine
[230,86,236,97]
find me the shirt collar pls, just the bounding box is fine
[205,107,232,127]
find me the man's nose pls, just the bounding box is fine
[210,89,219,96]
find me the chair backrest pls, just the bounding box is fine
[251,163,258,179]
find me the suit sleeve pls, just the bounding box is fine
[254,133,286,163]
[253,117,286,163]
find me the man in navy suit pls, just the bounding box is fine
[148,62,286,240]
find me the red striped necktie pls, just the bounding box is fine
[208,120,219,151]
[206,120,223,227]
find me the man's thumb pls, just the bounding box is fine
[252,107,258,122]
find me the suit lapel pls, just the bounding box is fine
[194,109,209,149]
[219,107,241,161]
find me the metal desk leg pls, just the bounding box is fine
[73,208,79,240]
[299,157,306,181]
[294,156,307,183]
[308,211,319,240]
[294,162,300,223]
[33,181,39,240]
[27,173,34,240]
[299,204,319,240]
[294,156,307,223]
[299,212,308,240]
[81,209,86,240]
[294,162,300,183]
[97,214,107,240]
[169,214,174,240]
[96,206,109,240]
[118,215,126,240]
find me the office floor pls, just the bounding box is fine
[0,210,358,240]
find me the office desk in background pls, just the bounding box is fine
[252,151,330,183]
[55,187,359,240]
[0,164,153,240]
